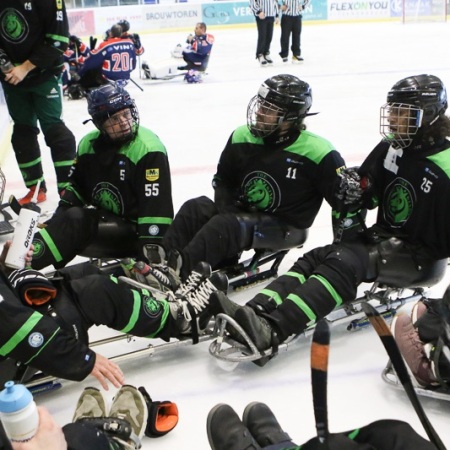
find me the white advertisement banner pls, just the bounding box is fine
[93,4,202,34]
[328,0,390,19]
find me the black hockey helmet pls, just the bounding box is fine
[87,83,139,143]
[117,19,130,32]
[247,74,313,138]
[380,74,448,148]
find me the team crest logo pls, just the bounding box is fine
[242,172,281,211]
[383,178,416,227]
[32,238,45,259]
[92,182,124,215]
[149,225,160,236]
[143,295,162,318]
[146,169,159,182]
[28,332,44,348]
[0,9,29,43]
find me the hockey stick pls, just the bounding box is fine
[361,302,446,450]
[129,77,144,92]
[311,319,330,447]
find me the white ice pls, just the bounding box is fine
[1,21,450,449]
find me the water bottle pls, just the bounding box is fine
[5,186,41,270]
[0,49,13,73]
[0,381,39,442]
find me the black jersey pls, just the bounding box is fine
[0,271,95,382]
[213,126,346,229]
[60,126,174,243]
[0,0,69,85]
[359,139,450,259]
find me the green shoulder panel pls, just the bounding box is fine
[77,130,100,156]
[284,130,336,164]
[427,147,450,179]
[231,125,264,145]
[120,127,168,165]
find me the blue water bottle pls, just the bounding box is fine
[0,381,39,442]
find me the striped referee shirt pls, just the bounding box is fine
[250,0,279,16]
[281,0,305,15]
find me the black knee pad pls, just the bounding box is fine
[44,122,76,150]
[11,124,40,152]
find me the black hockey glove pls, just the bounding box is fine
[138,386,179,437]
[335,167,372,213]
[89,36,98,49]
[132,33,142,49]
[8,269,57,306]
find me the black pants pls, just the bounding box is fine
[300,419,437,449]
[255,16,275,57]
[279,14,302,58]
[248,234,441,341]
[32,208,140,270]
[162,196,301,281]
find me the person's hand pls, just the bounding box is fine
[11,407,67,450]
[90,352,125,390]
[335,168,365,209]
[0,241,34,268]
[3,62,33,85]
[258,11,266,19]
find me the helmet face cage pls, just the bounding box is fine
[247,75,312,139]
[380,102,423,149]
[380,75,448,148]
[99,104,139,144]
[88,84,139,143]
[247,95,286,138]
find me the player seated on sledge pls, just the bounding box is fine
[77,24,138,89]
[1,385,178,450]
[139,74,360,292]
[29,82,174,273]
[61,35,90,99]
[208,74,450,355]
[0,241,227,390]
[392,283,450,390]
[141,22,214,80]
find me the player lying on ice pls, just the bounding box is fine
[207,74,450,357]
[0,241,227,389]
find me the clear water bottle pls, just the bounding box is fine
[0,49,13,73]
[0,381,39,442]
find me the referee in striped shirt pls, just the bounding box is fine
[279,0,307,63]
[249,0,279,66]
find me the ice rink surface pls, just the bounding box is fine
[2,20,450,449]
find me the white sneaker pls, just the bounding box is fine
[72,387,108,423]
[109,385,148,448]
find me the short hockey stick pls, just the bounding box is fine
[311,319,330,447]
[361,302,446,450]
